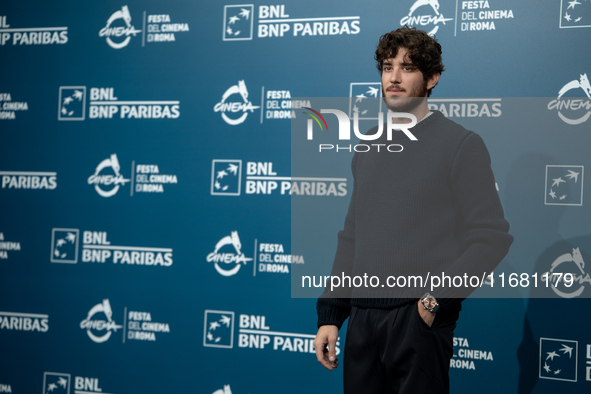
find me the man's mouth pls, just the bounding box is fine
[387,86,405,95]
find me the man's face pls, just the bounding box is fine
[381,47,429,111]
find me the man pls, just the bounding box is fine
[313,27,513,394]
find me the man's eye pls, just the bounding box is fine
[403,66,414,71]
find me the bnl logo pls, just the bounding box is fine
[211,160,241,196]
[545,165,584,206]
[58,86,86,120]
[203,310,234,348]
[223,5,254,41]
[43,372,70,394]
[50,228,79,264]
[539,338,578,382]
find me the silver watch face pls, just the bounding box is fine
[423,297,437,311]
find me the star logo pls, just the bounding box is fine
[51,228,80,264]
[545,165,584,206]
[43,372,70,394]
[211,160,242,196]
[539,338,578,382]
[58,86,86,121]
[204,310,235,348]
[560,0,591,28]
[223,5,254,41]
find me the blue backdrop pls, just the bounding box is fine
[1,1,590,394]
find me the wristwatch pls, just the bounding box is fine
[420,292,439,313]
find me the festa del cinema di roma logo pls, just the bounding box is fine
[79,299,122,343]
[206,231,253,276]
[99,5,141,49]
[543,247,591,299]
[548,73,591,125]
[401,0,453,36]
[214,80,260,125]
[87,154,130,197]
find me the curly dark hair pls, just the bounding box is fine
[375,27,444,96]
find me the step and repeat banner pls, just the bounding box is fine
[1,1,590,394]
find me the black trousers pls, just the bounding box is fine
[343,302,460,394]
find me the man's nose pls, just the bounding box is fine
[389,67,402,83]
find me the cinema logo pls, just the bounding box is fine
[211,159,347,196]
[88,154,130,198]
[0,310,49,332]
[0,15,68,46]
[223,4,360,41]
[80,300,171,343]
[0,384,11,393]
[542,247,591,299]
[0,232,22,261]
[80,299,122,343]
[87,154,178,197]
[207,231,252,277]
[214,81,260,125]
[548,73,591,125]
[58,86,180,121]
[0,170,57,190]
[305,107,417,154]
[206,231,304,276]
[99,6,141,49]
[99,6,190,48]
[400,0,453,36]
[0,92,28,120]
[204,309,339,354]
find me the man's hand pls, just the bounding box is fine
[314,325,339,370]
[417,300,435,327]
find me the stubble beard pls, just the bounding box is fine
[382,79,428,113]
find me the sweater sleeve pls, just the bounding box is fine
[316,154,358,329]
[436,132,514,311]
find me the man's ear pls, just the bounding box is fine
[427,73,441,90]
